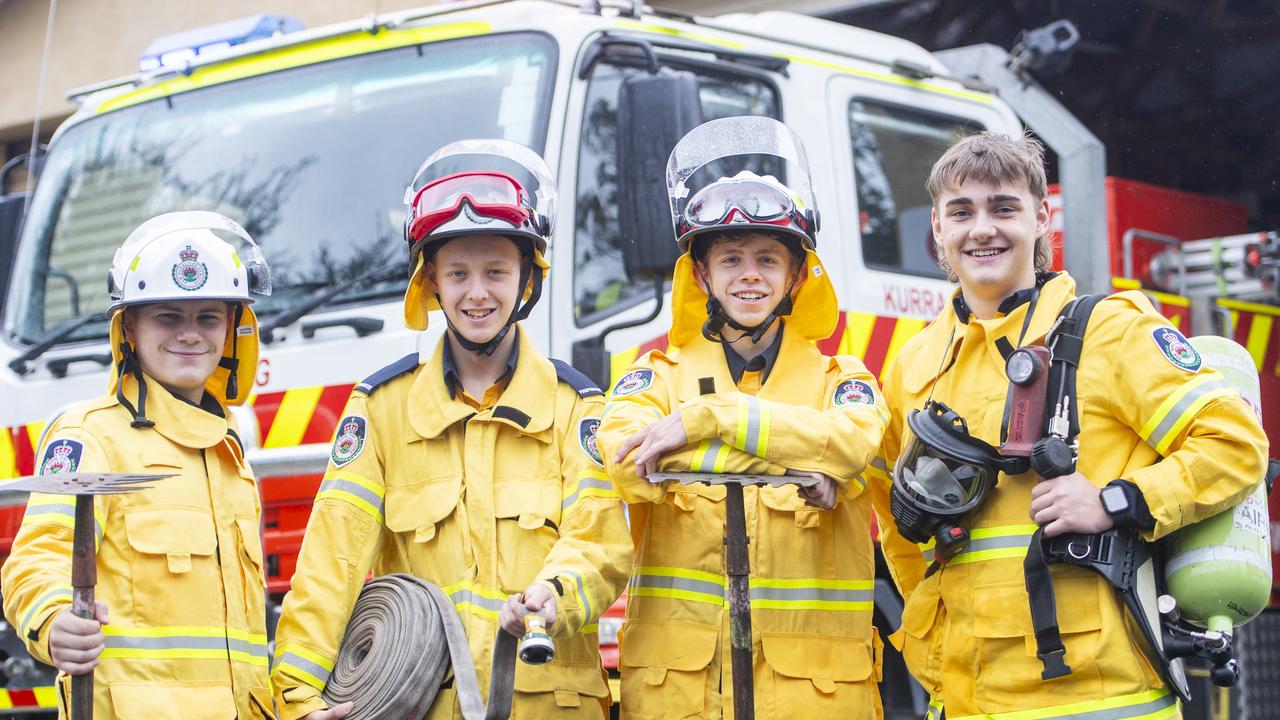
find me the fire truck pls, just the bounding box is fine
[0,2,1275,716]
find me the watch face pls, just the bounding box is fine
[1101,486,1129,515]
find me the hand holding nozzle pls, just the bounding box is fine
[500,583,558,664]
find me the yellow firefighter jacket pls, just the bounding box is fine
[875,272,1268,720]
[597,325,891,720]
[271,328,632,720]
[1,372,274,719]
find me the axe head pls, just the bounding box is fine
[0,472,172,496]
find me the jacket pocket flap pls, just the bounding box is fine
[620,620,718,671]
[236,517,264,566]
[124,508,216,556]
[139,452,183,469]
[901,583,940,639]
[109,682,236,719]
[758,485,805,512]
[972,577,1102,639]
[514,661,609,697]
[383,478,461,533]
[761,632,871,682]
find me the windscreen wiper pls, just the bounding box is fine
[9,311,109,376]
[259,261,405,343]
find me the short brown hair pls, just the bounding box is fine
[928,131,1053,276]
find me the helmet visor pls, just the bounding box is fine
[685,177,796,227]
[406,172,531,243]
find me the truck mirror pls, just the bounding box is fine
[616,70,701,280]
[0,192,29,312]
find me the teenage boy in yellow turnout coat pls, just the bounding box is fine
[598,116,890,720]
[876,132,1267,720]
[271,140,631,720]
[2,212,277,718]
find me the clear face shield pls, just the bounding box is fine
[666,116,819,251]
[108,210,272,305]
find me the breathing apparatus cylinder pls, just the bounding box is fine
[1160,335,1273,634]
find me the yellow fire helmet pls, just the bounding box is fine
[401,139,556,355]
[106,211,271,418]
[665,116,837,347]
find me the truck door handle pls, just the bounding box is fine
[300,316,385,339]
[47,353,112,378]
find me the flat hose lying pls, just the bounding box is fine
[322,574,519,720]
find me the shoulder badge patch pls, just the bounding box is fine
[39,439,84,475]
[833,379,876,407]
[579,417,603,466]
[612,369,654,397]
[331,416,368,467]
[1152,327,1201,372]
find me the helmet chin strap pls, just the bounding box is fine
[116,341,156,429]
[438,263,543,357]
[698,266,799,345]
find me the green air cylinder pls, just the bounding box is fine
[1160,335,1272,633]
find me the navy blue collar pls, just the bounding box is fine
[722,324,784,385]
[442,327,521,399]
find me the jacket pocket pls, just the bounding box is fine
[109,682,237,719]
[515,659,610,715]
[384,477,461,542]
[972,576,1103,704]
[494,479,561,591]
[760,632,880,719]
[619,619,717,720]
[236,516,267,615]
[124,507,217,619]
[893,580,942,694]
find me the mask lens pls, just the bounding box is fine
[686,179,793,227]
[408,172,528,242]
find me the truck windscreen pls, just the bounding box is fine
[6,31,556,346]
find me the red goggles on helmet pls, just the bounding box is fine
[406,171,532,243]
[683,177,806,232]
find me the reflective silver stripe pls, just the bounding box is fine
[871,456,889,474]
[1046,693,1176,720]
[104,634,268,654]
[21,586,71,635]
[277,651,332,685]
[749,587,872,603]
[1147,377,1230,449]
[23,504,104,541]
[318,478,385,517]
[961,534,1033,553]
[691,439,726,472]
[447,588,505,612]
[630,574,725,599]
[562,477,613,512]
[920,547,935,563]
[563,570,593,619]
[744,397,762,456]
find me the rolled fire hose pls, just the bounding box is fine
[321,574,519,720]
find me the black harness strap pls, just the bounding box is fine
[1023,294,1105,680]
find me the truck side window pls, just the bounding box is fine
[574,63,780,327]
[849,100,983,279]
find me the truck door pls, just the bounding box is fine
[826,75,1014,376]
[553,53,782,384]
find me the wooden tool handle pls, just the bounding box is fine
[71,495,96,720]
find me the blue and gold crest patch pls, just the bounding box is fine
[612,369,653,397]
[833,379,875,406]
[579,417,603,466]
[331,416,367,467]
[1152,327,1201,372]
[39,439,84,475]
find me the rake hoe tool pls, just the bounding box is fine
[649,470,818,720]
[0,472,170,720]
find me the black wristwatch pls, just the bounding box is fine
[1099,480,1155,530]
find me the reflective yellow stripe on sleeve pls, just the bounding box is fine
[949,688,1175,720]
[1139,374,1236,455]
[20,585,72,638]
[689,439,731,473]
[275,644,335,691]
[734,396,770,458]
[21,494,105,546]
[867,455,890,483]
[561,471,618,516]
[315,472,385,523]
[102,625,269,666]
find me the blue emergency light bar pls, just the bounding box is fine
[139,13,304,72]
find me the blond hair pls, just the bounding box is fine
[928,131,1053,277]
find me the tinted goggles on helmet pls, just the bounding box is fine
[405,171,532,243]
[684,177,800,229]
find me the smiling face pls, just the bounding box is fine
[428,234,526,347]
[932,179,1050,311]
[695,232,803,329]
[124,301,229,403]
